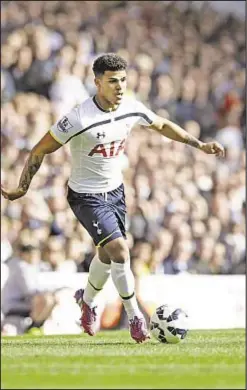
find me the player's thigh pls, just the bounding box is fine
[109,184,127,239]
[67,188,123,247]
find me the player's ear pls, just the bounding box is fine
[94,77,101,88]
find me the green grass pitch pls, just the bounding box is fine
[1,329,245,389]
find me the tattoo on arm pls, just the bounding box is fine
[19,154,44,192]
[159,122,203,149]
[183,136,202,149]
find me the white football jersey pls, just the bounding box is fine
[49,95,158,193]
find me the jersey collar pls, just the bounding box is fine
[93,96,121,113]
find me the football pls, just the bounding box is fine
[150,304,189,344]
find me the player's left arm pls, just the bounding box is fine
[149,116,225,157]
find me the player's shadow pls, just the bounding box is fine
[2,341,135,347]
[65,341,136,346]
[88,342,135,346]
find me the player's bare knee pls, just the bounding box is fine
[97,246,111,264]
[103,237,129,263]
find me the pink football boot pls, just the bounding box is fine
[74,289,98,336]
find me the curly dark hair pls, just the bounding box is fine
[93,53,128,77]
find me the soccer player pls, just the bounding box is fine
[1,53,224,343]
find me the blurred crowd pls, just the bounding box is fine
[1,0,245,289]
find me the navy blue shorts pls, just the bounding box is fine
[67,184,126,247]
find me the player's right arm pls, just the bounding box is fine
[1,132,62,201]
[1,105,84,201]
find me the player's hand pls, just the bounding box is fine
[200,141,225,157]
[1,186,27,201]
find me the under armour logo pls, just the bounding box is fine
[97,132,106,139]
[93,221,102,235]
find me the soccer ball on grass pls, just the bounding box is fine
[150,304,189,344]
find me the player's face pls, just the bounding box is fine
[95,70,127,105]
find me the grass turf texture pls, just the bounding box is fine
[1,329,245,389]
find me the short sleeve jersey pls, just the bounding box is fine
[49,95,158,193]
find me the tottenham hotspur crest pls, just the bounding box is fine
[93,220,102,235]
